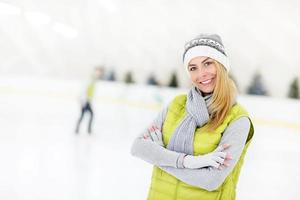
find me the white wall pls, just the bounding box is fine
[1,0,300,97]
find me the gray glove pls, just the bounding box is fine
[143,125,164,147]
[183,144,230,169]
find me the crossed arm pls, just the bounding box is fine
[130,107,251,191]
[130,107,187,168]
[159,117,250,191]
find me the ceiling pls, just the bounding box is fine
[0,0,300,96]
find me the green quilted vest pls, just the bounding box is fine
[147,95,254,200]
[86,80,96,100]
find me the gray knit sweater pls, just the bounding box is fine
[131,97,251,191]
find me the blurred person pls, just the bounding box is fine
[75,67,103,134]
[247,72,268,96]
[131,34,254,200]
[147,73,159,86]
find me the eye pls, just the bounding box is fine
[204,61,213,67]
[189,66,197,71]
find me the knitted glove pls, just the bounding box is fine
[143,125,164,147]
[183,144,231,169]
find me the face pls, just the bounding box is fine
[94,68,103,79]
[187,56,217,94]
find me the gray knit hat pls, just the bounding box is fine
[183,34,230,71]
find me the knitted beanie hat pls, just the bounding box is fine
[183,34,230,72]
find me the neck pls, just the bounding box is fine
[202,92,212,97]
[195,87,212,97]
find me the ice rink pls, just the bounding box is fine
[0,77,300,200]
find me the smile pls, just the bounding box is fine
[200,79,213,85]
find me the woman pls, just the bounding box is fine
[131,34,254,200]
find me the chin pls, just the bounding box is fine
[197,87,214,94]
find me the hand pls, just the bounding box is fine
[143,125,164,147]
[215,144,232,170]
[183,144,232,169]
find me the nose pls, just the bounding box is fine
[195,66,208,81]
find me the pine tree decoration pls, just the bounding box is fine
[169,71,178,88]
[147,73,159,86]
[288,78,299,99]
[247,72,268,96]
[107,70,116,81]
[124,71,134,84]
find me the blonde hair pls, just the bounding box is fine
[206,61,237,131]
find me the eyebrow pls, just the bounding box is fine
[188,57,211,67]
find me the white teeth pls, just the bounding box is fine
[201,79,212,84]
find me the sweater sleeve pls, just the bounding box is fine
[159,117,251,191]
[130,106,186,168]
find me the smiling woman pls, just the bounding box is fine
[187,57,218,94]
[183,34,237,131]
[131,33,254,200]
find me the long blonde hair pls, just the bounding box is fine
[206,61,237,131]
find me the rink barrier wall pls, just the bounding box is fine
[0,80,299,132]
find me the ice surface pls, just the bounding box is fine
[0,77,299,200]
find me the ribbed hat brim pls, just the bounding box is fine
[183,45,230,73]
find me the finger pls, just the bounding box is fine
[148,132,154,141]
[226,154,233,160]
[222,144,231,150]
[214,151,227,159]
[155,126,161,131]
[210,161,220,168]
[143,134,150,139]
[155,130,163,140]
[223,161,230,167]
[155,130,164,146]
[223,157,232,165]
[150,132,158,142]
[150,126,154,132]
[153,131,159,141]
[151,125,156,132]
[214,145,224,152]
[152,125,157,131]
[213,156,225,165]
[143,132,149,138]
[149,126,158,134]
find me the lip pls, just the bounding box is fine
[199,78,214,85]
